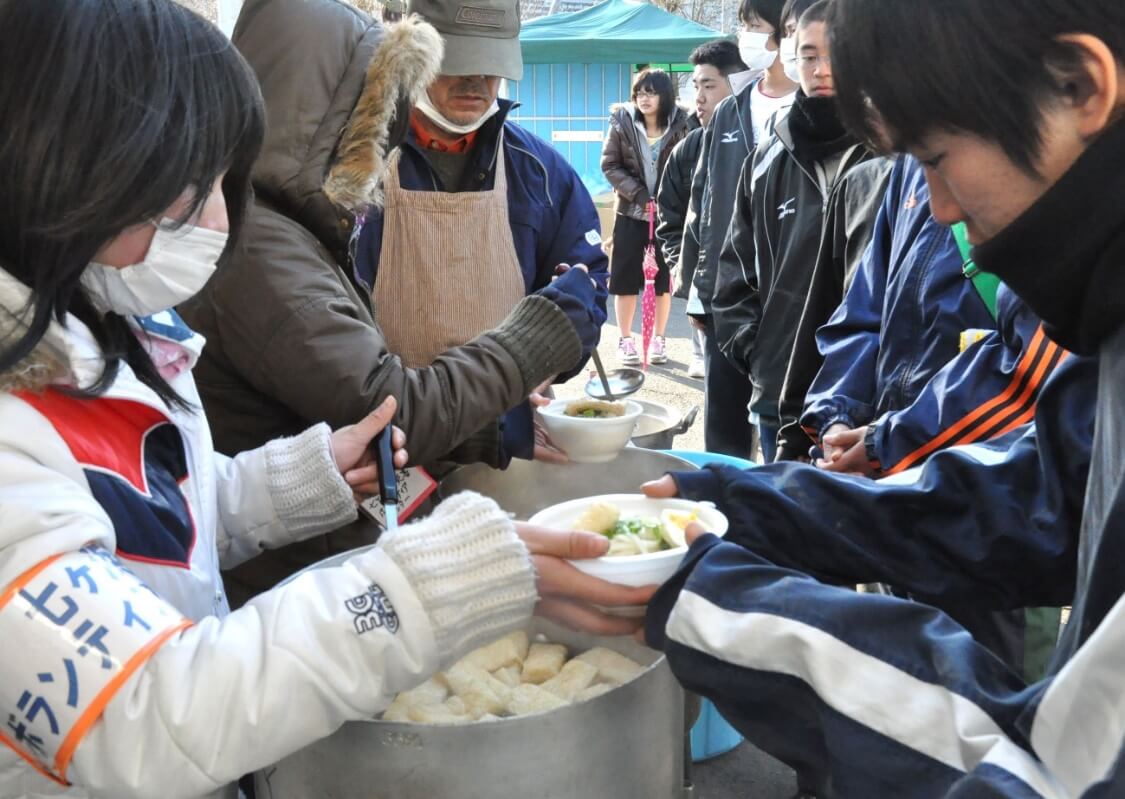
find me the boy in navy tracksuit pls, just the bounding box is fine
[799,157,1061,477]
[643,0,1125,793]
[798,156,1066,678]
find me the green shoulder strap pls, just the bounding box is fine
[952,222,1000,320]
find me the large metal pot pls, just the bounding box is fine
[630,401,700,451]
[437,447,696,518]
[254,614,686,799]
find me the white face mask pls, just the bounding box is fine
[738,30,776,73]
[780,36,800,83]
[414,93,501,136]
[82,221,227,318]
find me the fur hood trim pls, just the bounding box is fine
[323,16,444,211]
[0,270,75,394]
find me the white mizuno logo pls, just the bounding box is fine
[778,198,797,220]
[720,131,740,144]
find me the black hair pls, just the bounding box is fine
[799,0,831,29]
[632,68,677,123]
[739,0,787,44]
[780,0,818,32]
[689,39,748,77]
[830,0,1125,172]
[0,0,265,410]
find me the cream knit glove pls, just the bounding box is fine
[378,491,537,665]
[264,423,358,537]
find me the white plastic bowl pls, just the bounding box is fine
[527,494,729,587]
[537,398,643,464]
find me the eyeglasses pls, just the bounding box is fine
[634,88,660,98]
[796,54,832,69]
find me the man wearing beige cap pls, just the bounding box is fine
[354,0,610,465]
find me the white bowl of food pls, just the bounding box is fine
[527,493,729,587]
[537,398,644,464]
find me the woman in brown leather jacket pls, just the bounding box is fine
[600,69,690,365]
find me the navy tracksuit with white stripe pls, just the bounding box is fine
[647,350,1105,796]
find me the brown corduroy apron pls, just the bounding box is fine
[373,135,525,367]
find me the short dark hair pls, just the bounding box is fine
[739,0,787,44]
[0,0,264,409]
[632,68,677,122]
[689,39,748,77]
[780,0,818,31]
[798,0,831,29]
[830,0,1125,173]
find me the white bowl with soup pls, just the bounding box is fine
[528,493,729,587]
[537,398,644,464]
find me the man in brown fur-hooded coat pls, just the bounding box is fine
[180,0,587,604]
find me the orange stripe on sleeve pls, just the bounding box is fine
[884,326,1048,476]
[987,352,1069,441]
[947,341,1061,445]
[0,730,69,786]
[989,405,1038,441]
[53,617,194,779]
[0,554,64,611]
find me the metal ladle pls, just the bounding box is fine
[550,262,646,401]
[584,348,645,400]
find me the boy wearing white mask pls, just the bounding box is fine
[712,0,877,463]
[737,0,800,143]
[683,0,800,460]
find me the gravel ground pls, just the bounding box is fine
[174,0,219,22]
[563,298,797,799]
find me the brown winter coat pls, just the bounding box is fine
[178,0,581,604]
[600,103,690,221]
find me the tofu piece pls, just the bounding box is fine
[521,643,568,684]
[380,697,413,723]
[407,704,471,725]
[493,664,522,689]
[381,675,450,722]
[574,647,645,686]
[394,676,449,707]
[541,659,598,700]
[444,696,468,715]
[507,683,568,717]
[572,501,620,535]
[444,661,512,718]
[576,683,614,703]
[460,630,531,672]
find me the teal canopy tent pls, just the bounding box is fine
[520,0,721,65]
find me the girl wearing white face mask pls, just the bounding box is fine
[0,3,649,798]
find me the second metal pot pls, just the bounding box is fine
[630,400,700,451]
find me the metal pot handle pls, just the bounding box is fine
[677,405,701,435]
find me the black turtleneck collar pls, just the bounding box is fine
[974,117,1125,355]
[786,90,857,166]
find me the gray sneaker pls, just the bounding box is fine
[618,336,641,365]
